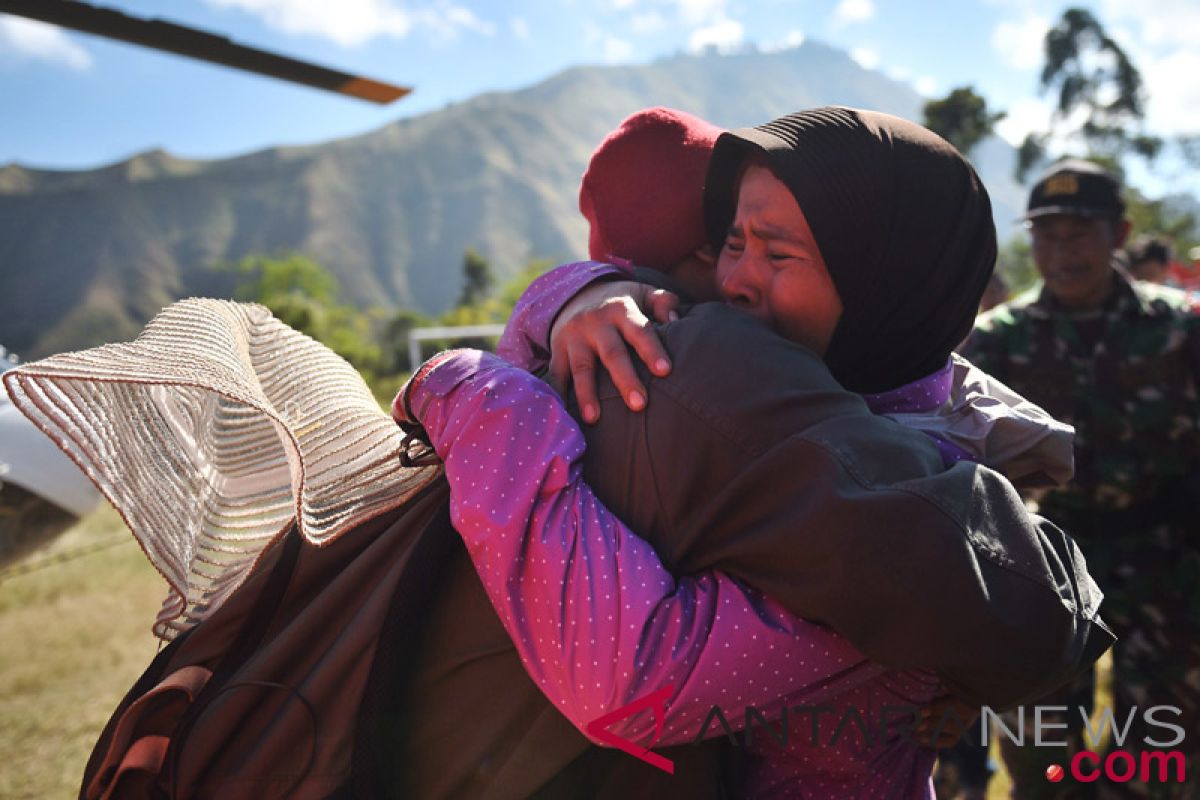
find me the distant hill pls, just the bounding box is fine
[0,41,1026,359]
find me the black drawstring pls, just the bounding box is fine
[399,428,439,468]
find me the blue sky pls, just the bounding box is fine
[1,0,1197,194]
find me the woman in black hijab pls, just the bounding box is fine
[702,106,997,394]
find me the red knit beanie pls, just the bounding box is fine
[580,107,724,268]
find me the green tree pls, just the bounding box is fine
[457,248,495,308]
[1124,188,1199,256]
[439,256,545,352]
[1179,135,1200,171]
[995,236,1039,295]
[1016,7,1160,180]
[922,87,1006,157]
[221,254,559,404]
[231,253,338,307]
[379,308,435,374]
[227,253,382,381]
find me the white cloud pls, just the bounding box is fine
[607,0,738,54]
[762,29,805,53]
[440,6,494,37]
[994,96,1055,147]
[832,0,875,28]
[583,19,635,62]
[1100,0,1200,50]
[988,1,1199,138]
[991,14,1048,71]
[989,0,1198,194]
[206,0,409,45]
[915,75,937,96]
[203,0,493,47]
[1137,47,1200,136]
[603,36,635,61]
[1095,0,1200,136]
[849,46,879,70]
[631,12,667,34]
[674,0,728,26]
[510,16,530,40]
[0,16,92,70]
[688,16,744,53]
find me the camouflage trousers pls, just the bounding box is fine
[1000,517,1200,799]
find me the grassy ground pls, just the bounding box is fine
[2,506,1112,799]
[0,506,165,799]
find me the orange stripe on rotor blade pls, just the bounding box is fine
[338,77,412,104]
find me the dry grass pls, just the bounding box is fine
[0,506,165,799]
[0,505,1112,799]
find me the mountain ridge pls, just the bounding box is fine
[0,41,1024,359]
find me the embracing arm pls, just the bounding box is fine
[497,261,628,372]
[397,350,883,747]
[402,302,1109,718]
[499,261,681,423]
[575,304,1112,709]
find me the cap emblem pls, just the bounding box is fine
[1044,174,1078,196]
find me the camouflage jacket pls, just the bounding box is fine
[961,271,1200,518]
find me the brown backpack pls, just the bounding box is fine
[81,481,456,799]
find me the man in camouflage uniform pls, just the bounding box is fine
[962,160,1200,799]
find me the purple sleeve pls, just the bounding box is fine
[406,350,884,747]
[496,260,629,372]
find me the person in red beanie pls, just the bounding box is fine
[395,107,1105,797]
[578,106,724,303]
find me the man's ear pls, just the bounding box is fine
[666,245,721,302]
[692,244,716,266]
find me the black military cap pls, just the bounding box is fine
[1025,159,1125,220]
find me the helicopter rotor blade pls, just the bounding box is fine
[0,0,411,104]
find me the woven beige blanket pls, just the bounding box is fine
[3,299,440,638]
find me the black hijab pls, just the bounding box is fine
[703,107,997,394]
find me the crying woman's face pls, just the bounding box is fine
[716,163,843,356]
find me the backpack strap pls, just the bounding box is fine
[83,666,212,800]
[79,624,197,797]
[159,526,303,795]
[347,501,457,799]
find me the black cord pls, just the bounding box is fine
[0,534,130,584]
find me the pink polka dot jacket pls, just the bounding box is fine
[392,261,1081,798]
